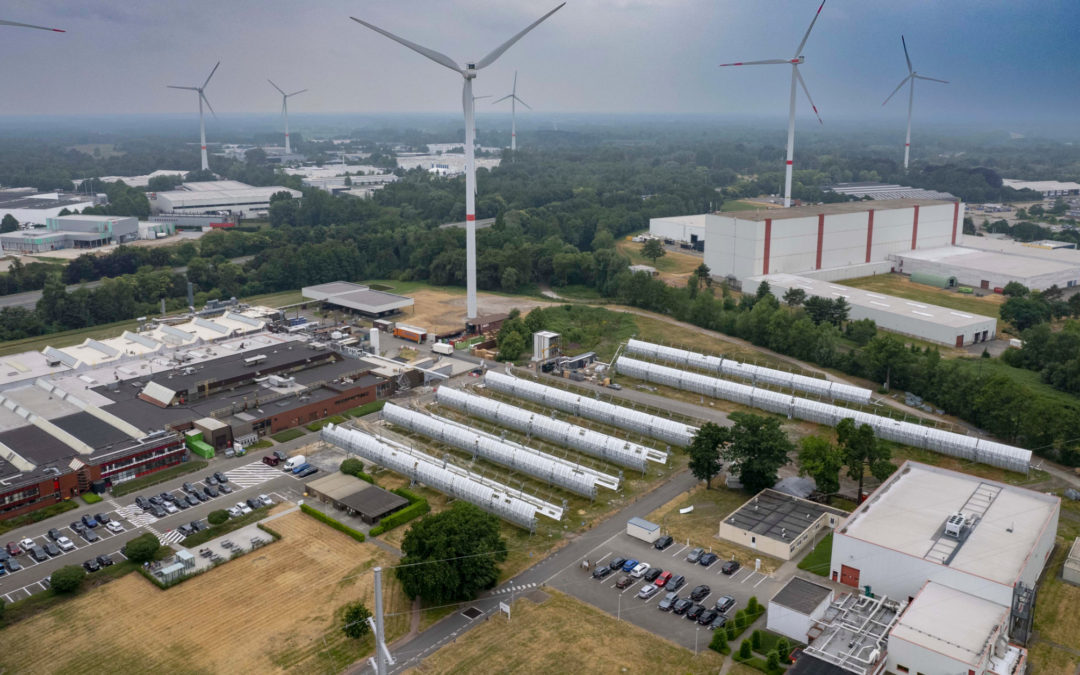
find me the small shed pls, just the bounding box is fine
[627,516,660,543]
[1065,538,1080,586]
[768,577,834,644]
[306,472,409,524]
[176,550,196,569]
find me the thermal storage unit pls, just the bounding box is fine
[483,371,696,447]
[382,403,619,497]
[436,386,664,470]
[320,423,562,531]
[615,356,1031,473]
[625,339,871,404]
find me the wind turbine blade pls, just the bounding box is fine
[167,85,199,90]
[914,75,948,84]
[474,95,493,100]
[513,70,518,95]
[288,89,308,97]
[793,0,825,57]
[901,35,913,74]
[794,67,822,125]
[0,18,65,32]
[202,61,220,89]
[201,92,217,119]
[492,94,514,104]
[515,96,532,110]
[350,17,462,74]
[882,74,913,106]
[268,79,286,95]
[719,59,791,67]
[475,2,565,70]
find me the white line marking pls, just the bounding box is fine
[754,574,769,588]
[672,545,687,557]
[595,552,611,564]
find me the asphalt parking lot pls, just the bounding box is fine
[548,531,782,651]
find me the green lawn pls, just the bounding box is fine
[111,461,209,497]
[797,533,832,577]
[952,357,1080,410]
[270,428,306,443]
[615,239,702,275]
[346,400,386,418]
[837,274,1003,318]
[242,290,306,307]
[180,506,272,547]
[722,199,772,212]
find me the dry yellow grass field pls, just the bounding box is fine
[837,273,1004,317]
[407,590,724,674]
[405,288,552,334]
[0,511,410,674]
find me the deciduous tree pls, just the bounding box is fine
[341,601,372,639]
[721,412,793,493]
[837,418,893,500]
[688,422,731,488]
[797,435,843,499]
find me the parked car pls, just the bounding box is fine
[630,562,651,578]
[82,558,100,572]
[174,498,190,510]
[182,482,197,494]
[204,475,218,486]
[228,506,242,518]
[653,535,673,550]
[47,528,62,541]
[164,503,179,514]
[259,494,273,506]
[178,524,194,537]
[246,497,261,510]
[685,604,705,621]
[643,567,663,583]
[148,496,163,507]
[150,505,167,518]
[44,542,61,557]
[262,455,280,467]
[654,571,672,587]
[637,583,660,600]
[158,492,173,504]
[715,595,736,614]
[699,552,718,567]
[689,585,710,602]
[186,493,200,507]
[218,483,234,494]
[94,513,111,524]
[607,382,622,390]
[56,536,75,552]
[592,564,613,580]
[0,565,6,576]
[29,546,48,562]
[298,466,319,478]
[190,520,206,531]
[214,471,228,484]
[20,537,35,550]
[106,521,124,533]
[82,529,99,543]
[721,560,741,575]
[135,496,151,510]
[614,575,634,589]
[0,549,9,563]
[658,591,679,611]
[291,462,312,475]
[70,522,86,535]
[273,449,288,462]
[6,542,22,556]
[686,547,704,563]
[621,558,639,573]
[96,554,114,567]
[672,598,693,615]
[698,609,719,626]
[668,574,686,592]
[5,558,22,572]
[203,485,218,498]
[709,614,728,630]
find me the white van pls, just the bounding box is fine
[283,455,306,471]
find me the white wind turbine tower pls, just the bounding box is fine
[268,80,307,155]
[883,36,947,171]
[167,62,220,172]
[1,18,64,33]
[720,0,826,208]
[351,3,565,320]
[493,71,531,153]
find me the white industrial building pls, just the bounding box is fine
[648,214,707,245]
[700,199,963,281]
[830,461,1059,612]
[1001,179,1080,197]
[767,577,834,644]
[752,273,997,347]
[826,182,956,201]
[0,214,138,254]
[301,281,413,318]
[149,180,301,218]
[0,188,99,227]
[892,245,1080,291]
[74,170,186,190]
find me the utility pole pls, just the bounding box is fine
[367,566,394,675]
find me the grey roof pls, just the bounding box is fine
[717,198,954,222]
[0,425,78,466]
[51,412,130,449]
[788,654,852,675]
[771,577,832,615]
[338,484,408,518]
[324,288,413,313]
[723,489,848,544]
[628,516,659,531]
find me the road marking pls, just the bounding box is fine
[754,574,769,588]
[595,552,611,564]
[672,545,687,557]
[737,570,754,584]
[699,591,712,605]
[2,593,12,603]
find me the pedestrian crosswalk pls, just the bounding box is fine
[225,461,288,488]
[115,503,158,528]
[145,524,185,545]
[492,582,537,595]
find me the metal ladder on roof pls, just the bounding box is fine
[924,481,1002,564]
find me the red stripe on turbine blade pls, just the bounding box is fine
[201,146,206,150]
[786,160,793,165]
[53,29,66,32]
[905,143,910,146]
[466,214,476,221]
[817,0,825,13]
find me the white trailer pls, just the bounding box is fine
[627,516,661,544]
[432,342,454,355]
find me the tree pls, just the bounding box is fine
[721,412,793,493]
[641,238,665,264]
[776,638,790,660]
[50,564,86,593]
[0,213,17,233]
[739,640,752,659]
[341,601,372,639]
[766,651,781,671]
[782,287,806,307]
[688,422,730,488]
[829,297,850,325]
[709,628,729,654]
[862,334,915,391]
[396,502,507,605]
[123,532,160,563]
[751,629,761,649]
[797,435,843,498]
[837,418,893,500]
[1002,281,1029,297]
[694,263,712,288]
[747,596,759,613]
[844,318,877,346]
[497,330,526,361]
[755,280,771,300]
[341,458,365,477]
[208,509,229,526]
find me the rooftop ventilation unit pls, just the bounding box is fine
[944,513,967,539]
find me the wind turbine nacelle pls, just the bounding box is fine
[791,57,805,64]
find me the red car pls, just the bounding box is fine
[5,542,21,556]
[654,570,672,587]
[262,455,280,467]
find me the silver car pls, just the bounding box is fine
[658,591,679,611]
[686,547,704,563]
[637,583,659,600]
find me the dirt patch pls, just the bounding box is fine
[403,288,553,335]
[0,511,411,675]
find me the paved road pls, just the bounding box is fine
[372,469,699,674]
[0,255,254,310]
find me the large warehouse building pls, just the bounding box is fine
[0,188,99,227]
[0,214,139,253]
[302,281,414,318]
[752,273,998,347]
[648,214,708,246]
[700,199,963,281]
[892,244,1080,292]
[150,180,301,218]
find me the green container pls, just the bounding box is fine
[910,272,957,289]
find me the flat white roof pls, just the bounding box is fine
[1001,179,1080,192]
[895,246,1079,279]
[890,582,1007,666]
[751,273,995,330]
[839,462,1059,586]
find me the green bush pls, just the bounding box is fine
[776,638,790,660]
[0,500,79,536]
[739,640,752,659]
[270,428,306,443]
[123,533,161,564]
[391,487,424,503]
[207,509,229,526]
[248,439,273,449]
[50,565,86,593]
[369,493,430,537]
[747,595,759,613]
[183,506,271,547]
[346,400,386,418]
[340,458,374,483]
[709,628,729,655]
[735,612,746,630]
[751,629,761,650]
[766,651,780,671]
[305,415,346,432]
[726,626,737,641]
[80,492,103,504]
[300,503,365,542]
[111,460,208,496]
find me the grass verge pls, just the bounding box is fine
[300,503,366,542]
[347,400,386,418]
[270,428,306,443]
[181,506,271,547]
[0,500,79,537]
[797,533,832,577]
[305,415,347,432]
[80,493,103,505]
[111,460,208,497]
[247,439,273,450]
[837,273,1003,318]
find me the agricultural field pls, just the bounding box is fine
[0,510,411,675]
[837,273,1004,318]
[406,589,726,675]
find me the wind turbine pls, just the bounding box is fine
[883,36,947,171]
[0,18,64,32]
[268,80,307,155]
[493,71,531,153]
[167,62,220,172]
[351,3,565,320]
[720,0,826,208]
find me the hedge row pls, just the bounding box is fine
[111,460,208,496]
[270,428,306,443]
[346,400,386,418]
[340,458,375,484]
[81,492,103,505]
[0,500,78,536]
[369,489,430,537]
[300,503,366,542]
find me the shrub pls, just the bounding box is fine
[123,533,161,563]
[111,460,208,496]
[747,596,759,613]
[51,565,86,593]
[341,601,373,639]
[0,500,79,536]
[340,458,374,483]
[776,638,790,660]
[767,650,780,671]
[726,626,737,641]
[0,597,4,620]
[81,492,103,504]
[369,496,430,537]
[709,628,729,655]
[207,509,229,526]
[735,612,746,630]
[300,503,365,542]
[739,640,752,659]
[751,629,761,650]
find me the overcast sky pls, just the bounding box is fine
[3,0,1077,128]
